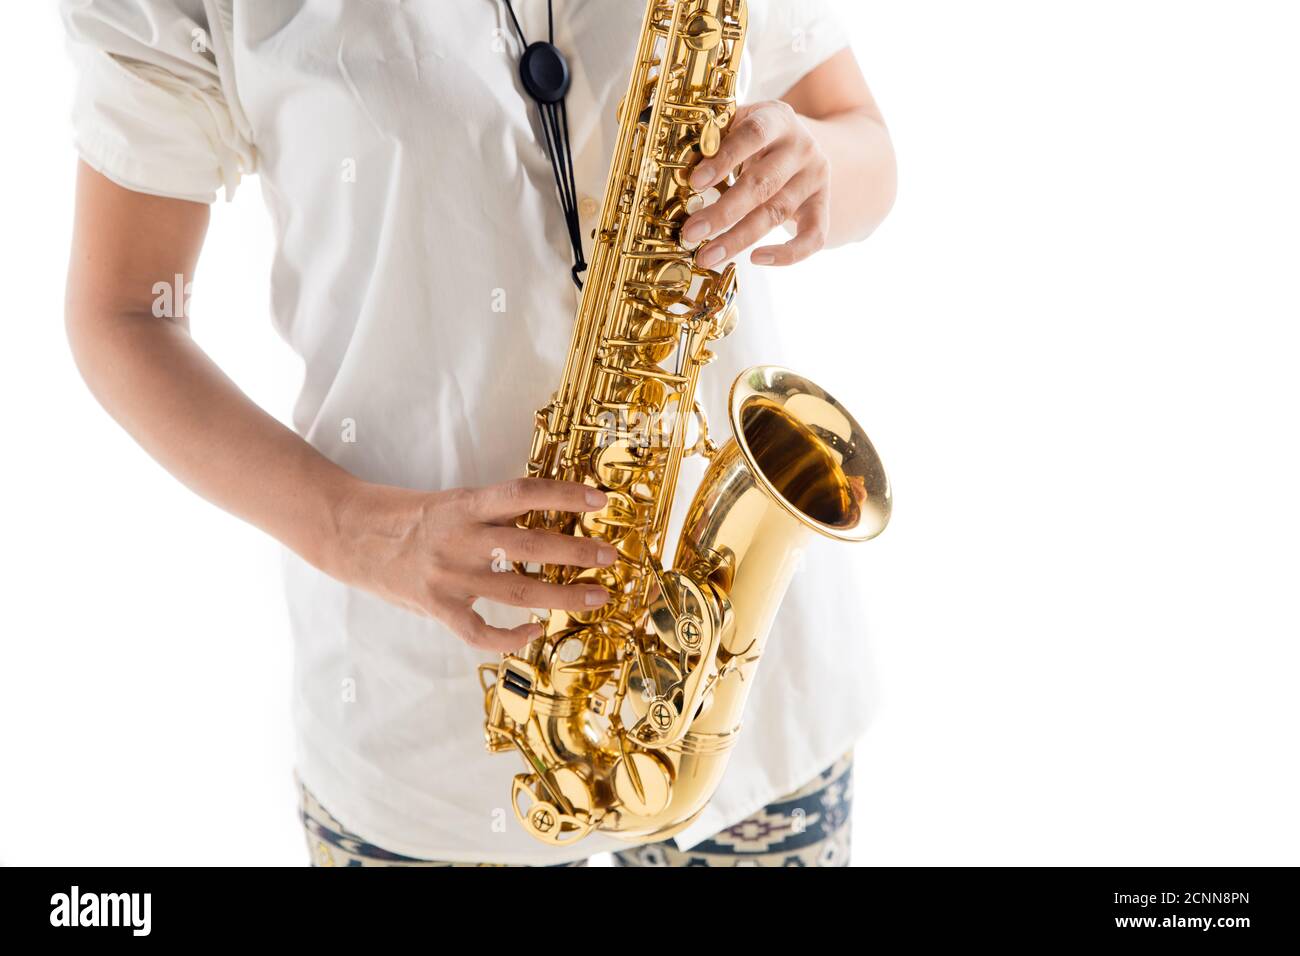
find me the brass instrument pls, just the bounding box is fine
[479,0,890,846]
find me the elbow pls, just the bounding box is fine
[62,285,148,402]
[63,287,98,390]
[62,279,123,397]
[854,122,898,243]
[826,114,897,248]
[63,273,186,394]
[875,137,899,230]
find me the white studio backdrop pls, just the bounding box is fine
[2,2,1297,866]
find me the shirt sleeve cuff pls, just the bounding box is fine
[74,126,222,204]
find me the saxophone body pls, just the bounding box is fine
[480,0,891,847]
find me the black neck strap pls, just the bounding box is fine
[504,0,588,290]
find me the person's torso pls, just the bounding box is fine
[217,0,871,864]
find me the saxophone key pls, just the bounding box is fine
[512,765,597,846]
[699,117,722,157]
[611,750,674,817]
[682,12,723,53]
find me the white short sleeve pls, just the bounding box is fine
[745,0,851,103]
[61,0,255,203]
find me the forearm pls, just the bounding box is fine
[802,106,897,246]
[65,306,358,575]
[64,256,612,651]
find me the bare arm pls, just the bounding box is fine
[685,48,897,266]
[66,162,610,650]
[783,47,897,246]
[65,162,356,571]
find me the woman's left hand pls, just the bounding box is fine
[682,100,831,269]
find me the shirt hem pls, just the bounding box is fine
[294,730,619,866]
[295,719,869,864]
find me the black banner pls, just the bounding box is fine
[1,867,1290,942]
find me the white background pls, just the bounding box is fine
[3,1,1297,865]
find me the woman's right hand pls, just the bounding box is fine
[325,477,615,652]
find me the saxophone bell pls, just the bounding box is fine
[608,365,890,841]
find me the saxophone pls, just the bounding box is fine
[480,0,891,846]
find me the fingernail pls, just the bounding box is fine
[691,164,717,189]
[752,250,775,265]
[696,244,725,269]
[585,488,608,508]
[596,546,617,566]
[585,588,609,607]
[681,219,710,244]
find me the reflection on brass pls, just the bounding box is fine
[479,0,891,846]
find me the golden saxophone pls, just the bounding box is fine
[479,0,891,846]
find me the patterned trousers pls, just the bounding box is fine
[300,752,853,867]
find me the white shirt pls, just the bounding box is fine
[64,0,873,863]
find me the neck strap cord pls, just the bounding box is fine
[504,0,588,290]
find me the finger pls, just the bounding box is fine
[695,169,821,270]
[689,102,790,192]
[750,191,830,267]
[468,477,607,524]
[478,526,617,570]
[465,570,610,614]
[681,147,800,248]
[445,604,542,653]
